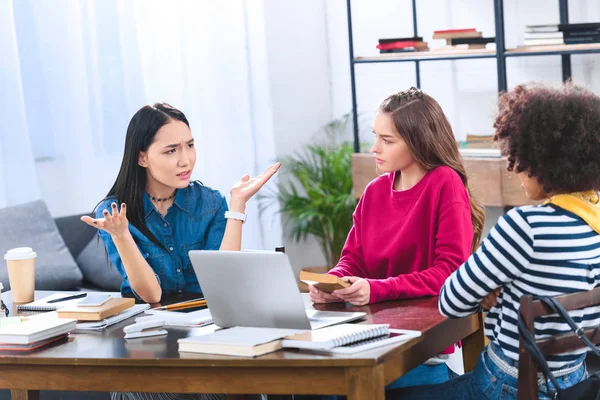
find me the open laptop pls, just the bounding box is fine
[188,250,365,330]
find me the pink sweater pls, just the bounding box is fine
[329,166,473,304]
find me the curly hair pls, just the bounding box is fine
[494,82,600,194]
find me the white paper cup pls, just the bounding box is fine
[4,247,37,303]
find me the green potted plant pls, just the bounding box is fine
[262,114,358,268]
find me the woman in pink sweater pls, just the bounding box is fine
[309,87,484,388]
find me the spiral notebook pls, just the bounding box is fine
[16,293,90,311]
[76,304,150,330]
[281,323,391,350]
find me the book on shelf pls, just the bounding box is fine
[523,38,564,46]
[16,292,97,311]
[558,22,600,32]
[178,326,303,357]
[565,36,600,44]
[378,36,423,44]
[459,148,502,158]
[57,297,135,321]
[524,32,564,40]
[376,41,428,50]
[76,304,150,330]
[0,316,76,344]
[525,24,559,33]
[298,271,350,293]
[448,37,495,45]
[433,29,482,40]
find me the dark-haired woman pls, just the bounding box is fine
[307,87,485,390]
[387,83,600,399]
[81,103,278,400]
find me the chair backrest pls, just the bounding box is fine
[517,286,600,399]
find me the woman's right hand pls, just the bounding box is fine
[308,285,345,304]
[80,202,130,239]
[480,288,501,311]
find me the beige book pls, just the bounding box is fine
[57,298,135,321]
[299,271,350,293]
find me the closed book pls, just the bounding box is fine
[0,317,76,344]
[299,271,350,293]
[523,38,564,46]
[564,29,600,38]
[565,36,600,44]
[376,41,428,50]
[282,323,389,350]
[57,298,135,321]
[433,29,482,39]
[0,333,69,351]
[449,37,495,45]
[524,32,564,40]
[76,304,150,330]
[559,23,600,32]
[378,36,422,44]
[178,326,303,357]
[525,24,559,33]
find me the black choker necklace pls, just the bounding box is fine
[147,190,177,202]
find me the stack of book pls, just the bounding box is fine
[0,316,76,351]
[376,37,429,54]
[432,28,495,49]
[524,22,600,46]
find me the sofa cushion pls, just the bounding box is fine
[0,200,83,290]
[76,237,122,291]
[54,214,98,260]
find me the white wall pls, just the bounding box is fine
[262,0,334,268]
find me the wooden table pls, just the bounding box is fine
[0,291,484,400]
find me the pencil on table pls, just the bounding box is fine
[155,300,207,311]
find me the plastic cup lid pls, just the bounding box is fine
[4,247,37,261]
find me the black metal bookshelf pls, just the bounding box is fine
[347,0,600,152]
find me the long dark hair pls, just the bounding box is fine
[378,87,485,252]
[100,103,190,248]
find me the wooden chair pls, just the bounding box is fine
[517,286,600,399]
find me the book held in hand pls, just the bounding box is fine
[299,271,350,293]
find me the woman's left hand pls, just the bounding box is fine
[332,276,371,306]
[229,162,281,209]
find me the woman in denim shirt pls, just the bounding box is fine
[81,103,278,400]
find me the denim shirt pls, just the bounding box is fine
[96,182,228,297]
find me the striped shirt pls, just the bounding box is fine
[439,204,600,369]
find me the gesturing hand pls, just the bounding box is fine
[332,277,371,306]
[230,162,280,207]
[80,202,130,240]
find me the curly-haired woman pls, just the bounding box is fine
[387,82,600,399]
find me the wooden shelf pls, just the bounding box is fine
[351,153,539,208]
[505,43,600,57]
[354,48,496,63]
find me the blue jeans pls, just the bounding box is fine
[293,362,454,399]
[386,343,587,400]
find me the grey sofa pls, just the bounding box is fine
[0,200,122,293]
[1,200,121,400]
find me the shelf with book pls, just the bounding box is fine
[354,48,497,63]
[505,42,600,57]
[346,0,597,153]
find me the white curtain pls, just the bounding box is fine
[0,0,281,250]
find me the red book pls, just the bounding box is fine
[433,28,477,34]
[376,41,426,50]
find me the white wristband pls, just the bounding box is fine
[224,211,246,223]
